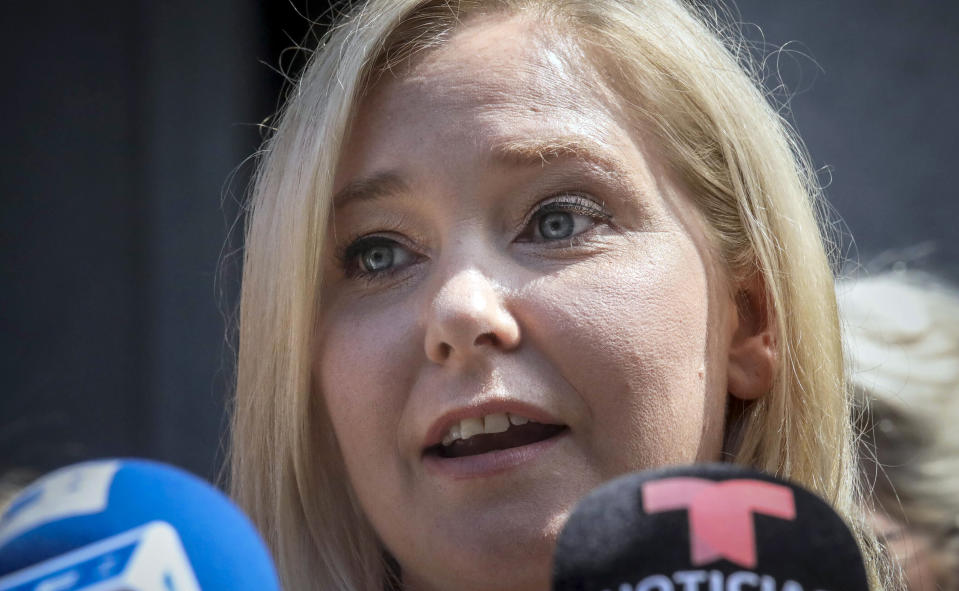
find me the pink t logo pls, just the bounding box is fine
[642,477,796,569]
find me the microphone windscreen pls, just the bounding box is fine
[552,463,869,591]
[0,459,279,590]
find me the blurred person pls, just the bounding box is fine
[842,270,959,591]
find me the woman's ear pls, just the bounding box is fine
[727,276,777,400]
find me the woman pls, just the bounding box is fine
[229,1,887,589]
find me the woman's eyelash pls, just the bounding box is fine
[535,195,610,219]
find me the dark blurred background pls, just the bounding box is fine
[1,1,957,484]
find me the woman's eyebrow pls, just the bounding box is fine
[333,170,409,209]
[333,136,629,209]
[490,135,629,177]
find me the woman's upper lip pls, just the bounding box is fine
[421,399,565,453]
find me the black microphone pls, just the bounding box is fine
[552,464,869,591]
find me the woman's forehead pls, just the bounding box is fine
[343,14,631,179]
[358,12,615,127]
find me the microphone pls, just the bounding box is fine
[552,463,869,591]
[0,459,280,590]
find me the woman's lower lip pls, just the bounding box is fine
[421,429,568,480]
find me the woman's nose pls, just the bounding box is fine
[424,268,521,365]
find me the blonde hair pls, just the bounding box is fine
[842,270,959,589]
[230,1,886,588]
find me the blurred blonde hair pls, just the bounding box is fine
[842,270,959,589]
[230,0,887,588]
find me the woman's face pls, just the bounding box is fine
[317,14,747,591]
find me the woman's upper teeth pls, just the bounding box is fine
[441,413,532,446]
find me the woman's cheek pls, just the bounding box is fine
[317,298,420,479]
[517,235,715,473]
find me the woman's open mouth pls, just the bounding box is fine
[423,412,568,459]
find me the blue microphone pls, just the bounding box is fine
[0,459,280,590]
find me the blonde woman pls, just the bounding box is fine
[841,271,959,590]
[230,1,889,589]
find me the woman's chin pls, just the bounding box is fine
[393,504,571,591]
[400,539,555,591]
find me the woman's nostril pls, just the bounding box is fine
[438,342,452,360]
[474,333,498,348]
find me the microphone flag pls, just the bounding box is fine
[552,464,869,591]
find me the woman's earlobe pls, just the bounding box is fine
[727,282,778,401]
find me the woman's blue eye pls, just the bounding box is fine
[538,211,576,240]
[341,237,416,278]
[361,245,394,272]
[528,197,609,242]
